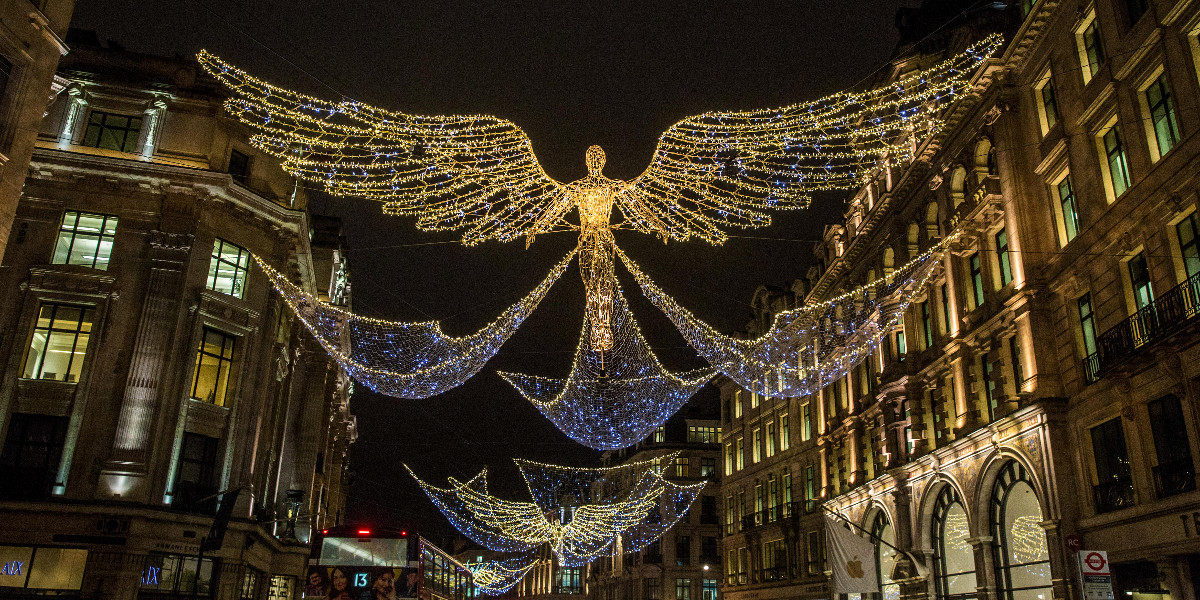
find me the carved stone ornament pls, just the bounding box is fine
[984,105,1004,125]
[929,173,944,190]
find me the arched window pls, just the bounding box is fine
[933,486,977,600]
[883,248,895,278]
[926,202,941,239]
[908,223,921,254]
[991,461,1052,600]
[872,513,900,600]
[974,139,994,179]
[950,167,967,208]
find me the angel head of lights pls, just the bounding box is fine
[198,34,1001,351]
[409,454,705,567]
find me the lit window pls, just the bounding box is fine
[780,414,791,450]
[1145,73,1180,159]
[53,211,118,269]
[750,390,760,409]
[940,283,952,334]
[921,300,934,348]
[1036,71,1059,134]
[1177,213,1200,280]
[82,110,143,153]
[1102,126,1132,198]
[1078,294,1098,357]
[896,329,907,361]
[969,253,984,307]
[1128,252,1153,310]
[1077,14,1105,83]
[801,403,812,441]
[752,429,762,463]
[191,328,236,406]
[700,458,716,478]
[675,457,689,478]
[207,239,250,299]
[766,422,776,458]
[687,425,720,443]
[676,578,691,600]
[733,390,743,419]
[995,229,1013,286]
[736,438,744,470]
[1056,176,1080,244]
[22,303,94,382]
[654,425,666,443]
[981,352,996,421]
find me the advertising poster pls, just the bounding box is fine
[304,566,418,600]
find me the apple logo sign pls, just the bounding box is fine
[847,557,865,579]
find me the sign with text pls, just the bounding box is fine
[1078,550,1114,600]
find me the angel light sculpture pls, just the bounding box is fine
[198,34,1001,356]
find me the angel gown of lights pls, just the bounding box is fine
[198,35,1002,590]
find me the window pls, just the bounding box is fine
[806,531,822,575]
[1009,336,1024,394]
[0,413,68,499]
[53,211,118,269]
[940,282,952,334]
[766,422,776,457]
[675,536,691,566]
[1091,417,1134,513]
[1128,252,1153,310]
[675,457,689,478]
[1145,73,1180,160]
[702,580,717,600]
[82,110,142,153]
[557,566,582,594]
[1102,126,1132,198]
[995,229,1013,287]
[655,425,666,443]
[801,403,812,441]
[804,466,816,510]
[981,352,996,422]
[688,425,720,443]
[675,579,691,600]
[1056,176,1080,244]
[700,458,716,478]
[646,578,661,600]
[1124,0,1148,25]
[932,486,977,600]
[991,462,1051,600]
[175,432,220,513]
[207,239,251,299]
[736,438,744,470]
[1177,213,1200,280]
[896,329,907,360]
[752,429,762,463]
[1077,14,1105,83]
[872,514,900,600]
[969,253,984,308]
[762,539,787,580]
[725,496,736,534]
[700,496,717,524]
[267,576,294,600]
[141,554,218,597]
[241,566,263,600]
[228,149,250,184]
[725,444,734,475]
[734,391,743,418]
[780,414,791,450]
[1037,71,1059,134]
[192,328,236,406]
[1148,395,1195,497]
[755,483,765,524]
[922,300,934,348]
[22,303,95,382]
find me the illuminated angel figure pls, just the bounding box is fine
[199,35,1000,352]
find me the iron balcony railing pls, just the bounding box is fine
[741,502,810,530]
[1087,272,1200,382]
[1153,459,1196,498]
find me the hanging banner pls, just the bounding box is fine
[825,516,880,594]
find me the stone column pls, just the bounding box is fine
[968,536,997,600]
[100,229,193,503]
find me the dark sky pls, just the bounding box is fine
[72,0,916,537]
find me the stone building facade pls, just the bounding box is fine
[0,39,355,599]
[0,0,74,258]
[720,1,1200,600]
[586,389,723,600]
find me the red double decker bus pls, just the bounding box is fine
[304,526,475,600]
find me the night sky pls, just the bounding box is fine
[72,0,916,539]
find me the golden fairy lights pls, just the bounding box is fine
[467,554,539,595]
[253,250,575,399]
[500,281,713,450]
[408,454,704,568]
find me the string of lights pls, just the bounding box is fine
[467,552,539,596]
[500,280,712,450]
[615,234,957,399]
[408,455,703,568]
[254,250,575,399]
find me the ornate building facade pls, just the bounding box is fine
[721,1,1200,600]
[0,37,355,599]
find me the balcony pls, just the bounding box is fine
[1093,476,1135,514]
[761,567,788,582]
[1088,273,1200,381]
[1153,459,1196,498]
[741,502,807,530]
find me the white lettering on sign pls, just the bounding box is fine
[1,561,23,576]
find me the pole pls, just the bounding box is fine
[820,505,905,555]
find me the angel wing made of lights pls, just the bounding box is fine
[198,34,1000,247]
